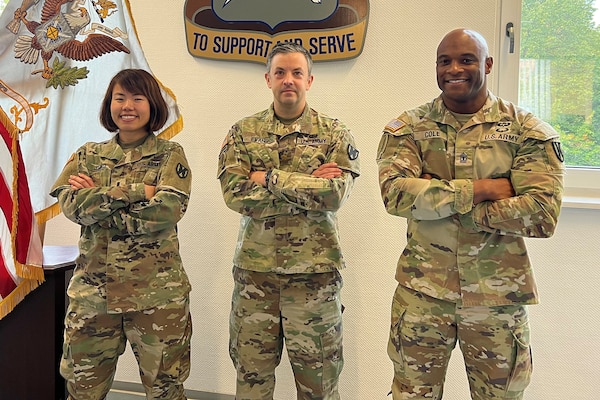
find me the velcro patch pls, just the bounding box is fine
[552,141,564,163]
[384,119,405,132]
[176,163,189,179]
[348,144,359,160]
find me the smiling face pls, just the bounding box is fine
[110,83,151,142]
[265,51,314,120]
[436,29,493,113]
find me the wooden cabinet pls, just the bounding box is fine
[0,246,77,400]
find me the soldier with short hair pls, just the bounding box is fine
[218,42,360,399]
[376,29,564,399]
[51,69,192,400]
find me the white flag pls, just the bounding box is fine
[0,0,183,222]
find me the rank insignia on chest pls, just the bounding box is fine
[176,163,189,179]
[459,152,468,163]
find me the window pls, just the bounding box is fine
[498,0,600,208]
[520,0,600,169]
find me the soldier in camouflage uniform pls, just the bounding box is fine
[50,69,192,400]
[376,29,564,399]
[218,42,360,400]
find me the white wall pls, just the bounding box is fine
[44,1,600,399]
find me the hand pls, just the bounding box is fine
[68,173,95,190]
[312,163,342,179]
[473,178,515,204]
[14,8,26,22]
[249,171,267,187]
[144,184,156,199]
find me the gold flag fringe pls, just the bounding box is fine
[15,260,45,282]
[158,114,184,141]
[34,202,61,226]
[124,0,184,142]
[0,279,42,320]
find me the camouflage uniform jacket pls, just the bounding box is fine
[50,134,192,313]
[377,93,564,307]
[218,104,360,274]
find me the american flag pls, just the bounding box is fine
[0,106,44,320]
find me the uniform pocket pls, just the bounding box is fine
[59,335,74,381]
[387,295,407,374]
[160,312,192,383]
[506,320,533,396]
[320,320,344,393]
[228,311,242,368]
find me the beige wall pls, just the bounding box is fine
[44,1,600,399]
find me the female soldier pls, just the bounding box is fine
[51,69,192,400]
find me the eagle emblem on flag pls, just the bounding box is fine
[8,0,130,87]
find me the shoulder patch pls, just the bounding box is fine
[385,119,406,132]
[176,163,190,179]
[551,141,564,163]
[347,144,359,160]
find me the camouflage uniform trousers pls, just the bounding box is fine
[60,297,192,400]
[388,285,532,400]
[229,267,344,400]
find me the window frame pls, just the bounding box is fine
[496,0,600,209]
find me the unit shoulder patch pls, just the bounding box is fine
[176,163,189,179]
[347,144,359,160]
[552,141,564,163]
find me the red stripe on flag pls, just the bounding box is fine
[0,120,18,298]
[0,163,13,232]
[0,108,43,319]
[0,123,15,228]
[0,244,17,298]
[12,140,34,265]
[0,115,35,266]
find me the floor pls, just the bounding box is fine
[106,383,234,400]
[106,388,148,399]
[106,389,213,399]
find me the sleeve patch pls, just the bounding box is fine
[347,144,359,160]
[176,163,190,179]
[385,119,406,132]
[552,141,564,163]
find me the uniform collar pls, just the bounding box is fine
[99,133,159,162]
[430,92,503,126]
[266,103,313,137]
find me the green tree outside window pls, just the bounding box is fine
[521,0,600,167]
